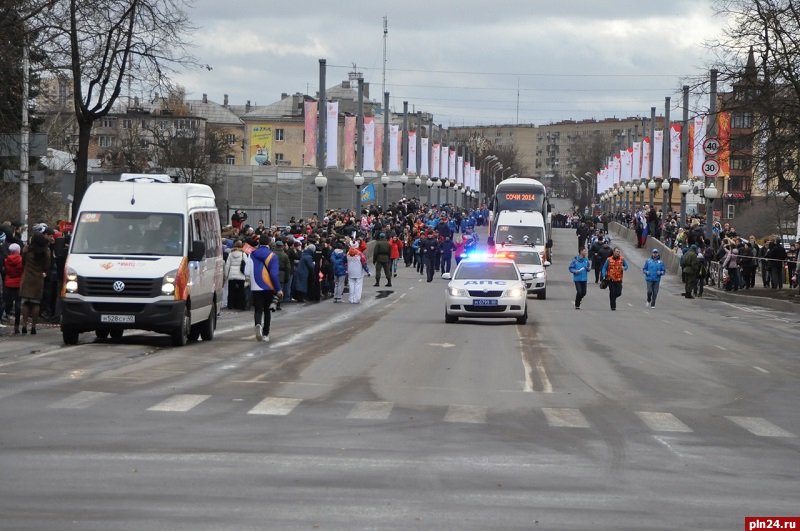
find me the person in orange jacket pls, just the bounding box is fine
[389,235,403,278]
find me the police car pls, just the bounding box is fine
[494,246,549,300]
[442,256,531,324]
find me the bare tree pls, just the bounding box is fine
[708,0,800,202]
[27,0,200,220]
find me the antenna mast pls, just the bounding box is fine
[382,16,388,102]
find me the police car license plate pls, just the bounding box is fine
[472,299,498,306]
[101,314,135,323]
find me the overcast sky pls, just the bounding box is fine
[175,0,727,126]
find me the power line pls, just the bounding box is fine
[328,63,688,78]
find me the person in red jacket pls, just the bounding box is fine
[3,243,23,334]
[389,235,403,278]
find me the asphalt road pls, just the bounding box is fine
[0,227,798,530]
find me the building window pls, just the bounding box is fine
[732,112,753,129]
[274,153,284,164]
[275,128,285,141]
[121,119,132,129]
[730,156,752,170]
[225,134,236,145]
[99,136,113,148]
[225,155,235,165]
[101,118,114,128]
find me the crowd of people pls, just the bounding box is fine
[574,207,800,294]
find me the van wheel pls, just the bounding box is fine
[63,327,79,345]
[516,308,528,325]
[95,329,109,339]
[537,289,547,300]
[171,307,191,347]
[199,302,216,341]
[188,325,201,342]
[110,329,123,340]
[445,311,458,324]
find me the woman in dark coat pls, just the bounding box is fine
[19,232,51,335]
[293,244,315,302]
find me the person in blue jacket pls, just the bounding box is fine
[568,247,591,309]
[642,248,667,308]
[245,234,283,343]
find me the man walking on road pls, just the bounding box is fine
[681,244,700,299]
[568,248,591,310]
[642,248,666,308]
[246,235,282,343]
[372,233,392,287]
[601,247,628,311]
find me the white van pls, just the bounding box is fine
[493,210,552,260]
[60,174,224,346]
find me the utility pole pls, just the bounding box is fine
[382,16,388,99]
[20,31,30,243]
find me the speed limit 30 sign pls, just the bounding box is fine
[702,158,720,177]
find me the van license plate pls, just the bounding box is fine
[101,314,135,323]
[472,299,498,306]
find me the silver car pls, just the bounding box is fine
[442,257,531,324]
[494,246,549,300]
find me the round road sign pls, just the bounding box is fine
[703,137,720,155]
[702,158,720,177]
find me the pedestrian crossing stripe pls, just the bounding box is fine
[48,391,115,409]
[542,407,590,428]
[248,396,303,416]
[346,401,394,420]
[31,392,799,438]
[725,416,796,438]
[147,394,211,412]
[636,411,693,432]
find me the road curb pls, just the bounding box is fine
[703,286,800,313]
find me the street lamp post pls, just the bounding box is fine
[353,172,364,214]
[426,178,433,205]
[638,181,646,209]
[315,171,327,219]
[625,184,631,212]
[679,180,690,228]
[661,178,670,217]
[585,171,595,213]
[648,178,656,209]
[434,178,442,205]
[381,172,390,210]
[704,182,718,239]
[492,163,503,191]
[400,172,408,198]
[443,178,450,204]
[414,175,421,199]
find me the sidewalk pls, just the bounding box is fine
[608,222,799,313]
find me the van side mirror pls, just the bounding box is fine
[188,240,205,261]
[546,239,553,249]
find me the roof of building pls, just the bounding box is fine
[241,93,305,120]
[185,100,244,126]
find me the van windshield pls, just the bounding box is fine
[495,225,545,246]
[71,212,184,256]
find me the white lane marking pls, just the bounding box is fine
[753,366,769,374]
[636,411,693,433]
[535,359,553,394]
[248,397,303,416]
[443,404,487,424]
[725,416,796,438]
[427,343,455,348]
[408,286,414,291]
[684,330,693,336]
[627,303,633,307]
[399,293,407,300]
[542,407,590,428]
[715,345,728,351]
[49,391,115,409]
[147,394,210,412]
[346,401,394,420]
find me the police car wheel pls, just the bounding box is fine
[445,311,458,324]
[516,308,528,325]
[537,289,546,300]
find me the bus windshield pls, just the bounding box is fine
[495,225,545,246]
[495,186,546,212]
[71,212,184,256]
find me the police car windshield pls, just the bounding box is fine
[455,262,519,280]
[71,212,184,256]
[501,251,541,265]
[496,225,545,245]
